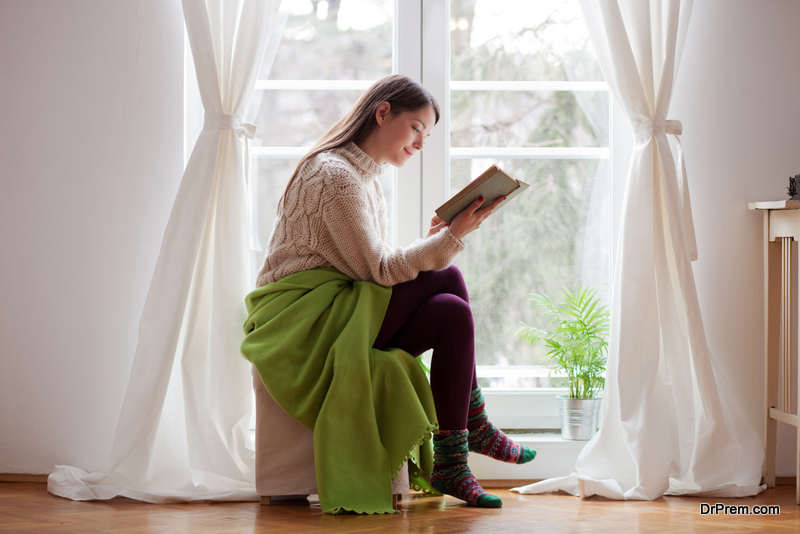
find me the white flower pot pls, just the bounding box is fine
[557,395,602,441]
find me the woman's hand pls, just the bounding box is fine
[427,215,449,237]
[449,195,505,240]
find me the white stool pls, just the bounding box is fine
[252,367,409,507]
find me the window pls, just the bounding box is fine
[241,0,610,429]
[446,1,610,391]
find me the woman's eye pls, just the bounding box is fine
[413,127,420,133]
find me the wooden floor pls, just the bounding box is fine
[2,482,800,533]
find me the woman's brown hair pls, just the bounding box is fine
[277,74,440,211]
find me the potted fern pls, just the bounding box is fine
[517,284,610,440]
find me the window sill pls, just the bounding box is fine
[468,433,589,481]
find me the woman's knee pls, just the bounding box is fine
[439,264,463,282]
[435,265,469,302]
[428,293,474,336]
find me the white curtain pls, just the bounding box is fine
[48,0,281,503]
[514,0,764,500]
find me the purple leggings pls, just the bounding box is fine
[373,265,478,430]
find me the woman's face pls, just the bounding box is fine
[370,104,436,167]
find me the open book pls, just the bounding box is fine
[435,164,529,224]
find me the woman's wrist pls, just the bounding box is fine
[443,226,465,248]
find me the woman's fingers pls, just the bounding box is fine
[467,195,486,215]
[485,196,506,211]
[448,195,507,239]
[476,196,506,219]
[427,215,450,237]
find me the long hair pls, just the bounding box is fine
[277,74,440,211]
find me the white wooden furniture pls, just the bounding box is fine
[750,200,800,504]
[252,367,409,508]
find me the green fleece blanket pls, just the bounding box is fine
[241,267,438,514]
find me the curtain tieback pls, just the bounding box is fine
[203,112,256,186]
[204,112,257,139]
[204,112,259,249]
[633,119,682,141]
[634,119,697,261]
[202,112,257,185]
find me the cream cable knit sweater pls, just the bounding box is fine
[256,142,465,288]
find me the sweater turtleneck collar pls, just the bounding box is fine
[333,141,385,180]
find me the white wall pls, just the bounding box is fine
[0,1,184,474]
[669,0,800,475]
[1,0,799,479]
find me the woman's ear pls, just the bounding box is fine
[374,101,392,126]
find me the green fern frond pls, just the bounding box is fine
[517,283,610,399]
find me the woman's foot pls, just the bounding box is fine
[430,429,502,508]
[468,387,537,464]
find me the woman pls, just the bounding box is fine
[244,74,535,513]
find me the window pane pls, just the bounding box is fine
[450,158,610,388]
[451,90,609,148]
[265,0,394,80]
[451,0,602,83]
[250,89,365,147]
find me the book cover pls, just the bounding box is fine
[435,164,529,224]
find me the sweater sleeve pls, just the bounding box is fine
[318,174,465,286]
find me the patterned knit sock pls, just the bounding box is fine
[430,429,502,508]
[467,387,537,464]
